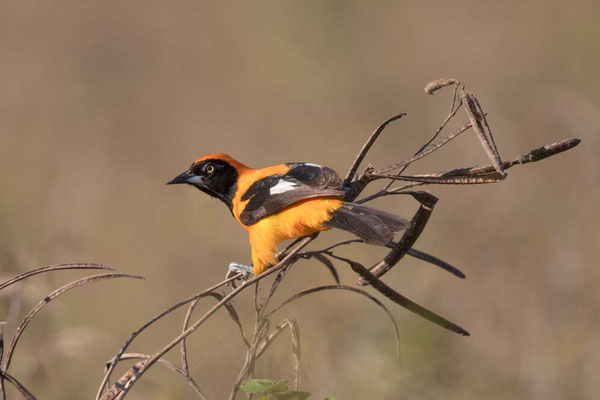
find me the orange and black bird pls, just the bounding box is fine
[167,154,408,277]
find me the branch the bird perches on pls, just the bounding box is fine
[96,78,580,400]
[2,78,579,400]
[0,79,579,400]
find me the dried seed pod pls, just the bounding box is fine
[424,78,458,95]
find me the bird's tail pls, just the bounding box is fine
[324,202,409,245]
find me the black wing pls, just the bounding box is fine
[239,163,345,225]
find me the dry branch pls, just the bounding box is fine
[0,264,137,400]
[358,192,437,285]
[264,285,401,364]
[0,264,115,292]
[306,240,464,278]
[0,372,35,400]
[96,78,580,400]
[2,273,142,372]
[343,113,406,187]
[111,353,206,399]
[376,121,472,176]
[97,272,244,400]
[99,236,315,400]
[254,319,301,387]
[328,254,469,336]
[0,323,4,400]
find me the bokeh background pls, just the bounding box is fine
[1,1,598,399]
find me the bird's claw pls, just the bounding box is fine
[226,262,254,288]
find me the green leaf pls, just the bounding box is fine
[324,396,335,400]
[273,390,311,400]
[241,378,312,399]
[241,378,289,395]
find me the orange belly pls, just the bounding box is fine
[247,197,343,274]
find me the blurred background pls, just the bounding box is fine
[0,1,598,399]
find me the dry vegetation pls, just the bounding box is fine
[1,79,580,399]
[1,2,597,399]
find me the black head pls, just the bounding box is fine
[167,158,238,210]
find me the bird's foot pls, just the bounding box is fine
[226,262,254,288]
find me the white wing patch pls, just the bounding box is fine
[302,163,322,168]
[269,180,298,195]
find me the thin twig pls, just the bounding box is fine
[327,253,469,336]
[356,138,580,204]
[97,273,242,400]
[376,120,472,176]
[0,372,35,400]
[100,236,315,400]
[304,240,464,279]
[96,79,581,399]
[263,233,319,314]
[101,361,145,400]
[115,353,206,399]
[229,319,270,400]
[307,253,340,284]
[407,248,465,279]
[382,81,463,190]
[358,192,437,285]
[343,113,406,187]
[179,292,249,385]
[0,264,115,292]
[229,234,320,399]
[181,298,200,378]
[264,285,401,366]
[2,273,143,372]
[0,322,5,400]
[256,319,301,390]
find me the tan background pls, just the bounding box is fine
[1,1,598,399]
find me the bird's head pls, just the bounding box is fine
[167,153,247,210]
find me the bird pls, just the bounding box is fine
[167,154,408,277]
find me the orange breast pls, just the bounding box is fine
[253,197,344,239]
[247,197,344,274]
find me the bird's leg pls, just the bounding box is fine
[226,262,254,287]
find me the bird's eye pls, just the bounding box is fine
[206,165,215,174]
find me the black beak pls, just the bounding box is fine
[167,170,194,185]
